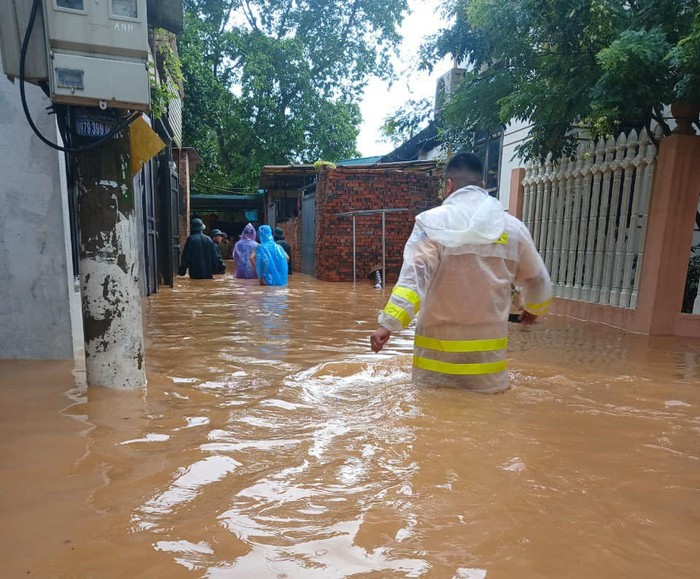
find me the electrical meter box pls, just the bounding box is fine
[0,0,49,82]
[45,0,149,59]
[50,52,150,108]
[44,0,150,110]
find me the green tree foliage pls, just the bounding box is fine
[380,97,434,146]
[179,0,408,193]
[420,0,700,161]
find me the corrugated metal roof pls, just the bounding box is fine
[260,159,438,175]
[336,155,383,166]
[380,123,440,163]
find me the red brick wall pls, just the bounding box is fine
[315,168,441,282]
[276,216,301,274]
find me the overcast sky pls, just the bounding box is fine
[356,0,450,157]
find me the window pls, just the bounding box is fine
[111,0,138,19]
[474,129,504,198]
[56,0,85,10]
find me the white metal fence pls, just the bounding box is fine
[522,128,659,309]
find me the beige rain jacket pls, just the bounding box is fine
[378,185,552,393]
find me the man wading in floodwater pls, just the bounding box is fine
[370,152,552,393]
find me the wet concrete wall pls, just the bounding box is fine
[0,64,76,359]
[315,168,441,282]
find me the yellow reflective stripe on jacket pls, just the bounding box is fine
[413,357,507,375]
[525,298,552,315]
[392,286,421,312]
[383,303,412,328]
[414,336,507,352]
[494,232,509,245]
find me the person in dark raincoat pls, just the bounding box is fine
[273,227,293,274]
[209,229,227,274]
[251,225,289,286]
[233,223,259,279]
[178,218,221,279]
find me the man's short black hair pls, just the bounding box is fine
[445,151,484,177]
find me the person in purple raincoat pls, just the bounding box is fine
[233,223,259,279]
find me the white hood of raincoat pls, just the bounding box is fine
[415,186,505,247]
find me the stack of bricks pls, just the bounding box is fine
[315,168,441,282]
[276,216,301,274]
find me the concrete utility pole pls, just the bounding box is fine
[74,126,146,389]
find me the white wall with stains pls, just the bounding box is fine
[0,57,79,359]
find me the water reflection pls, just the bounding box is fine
[0,274,699,578]
[256,287,291,360]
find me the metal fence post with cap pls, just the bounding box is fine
[352,213,356,285]
[382,211,386,288]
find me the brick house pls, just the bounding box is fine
[260,161,442,282]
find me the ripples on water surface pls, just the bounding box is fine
[1,272,698,578]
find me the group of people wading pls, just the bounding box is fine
[179,220,291,286]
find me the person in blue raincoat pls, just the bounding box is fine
[251,225,289,286]
[233,223,258,279]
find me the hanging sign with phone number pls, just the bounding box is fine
[74,110,119,138]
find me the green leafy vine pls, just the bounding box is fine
[150,28,184,120]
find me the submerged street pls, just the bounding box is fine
[1,273,699,578]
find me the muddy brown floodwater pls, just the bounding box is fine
[1,272,699,578]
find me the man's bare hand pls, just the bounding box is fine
[370,327,392,353]
[520,311,538,325]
